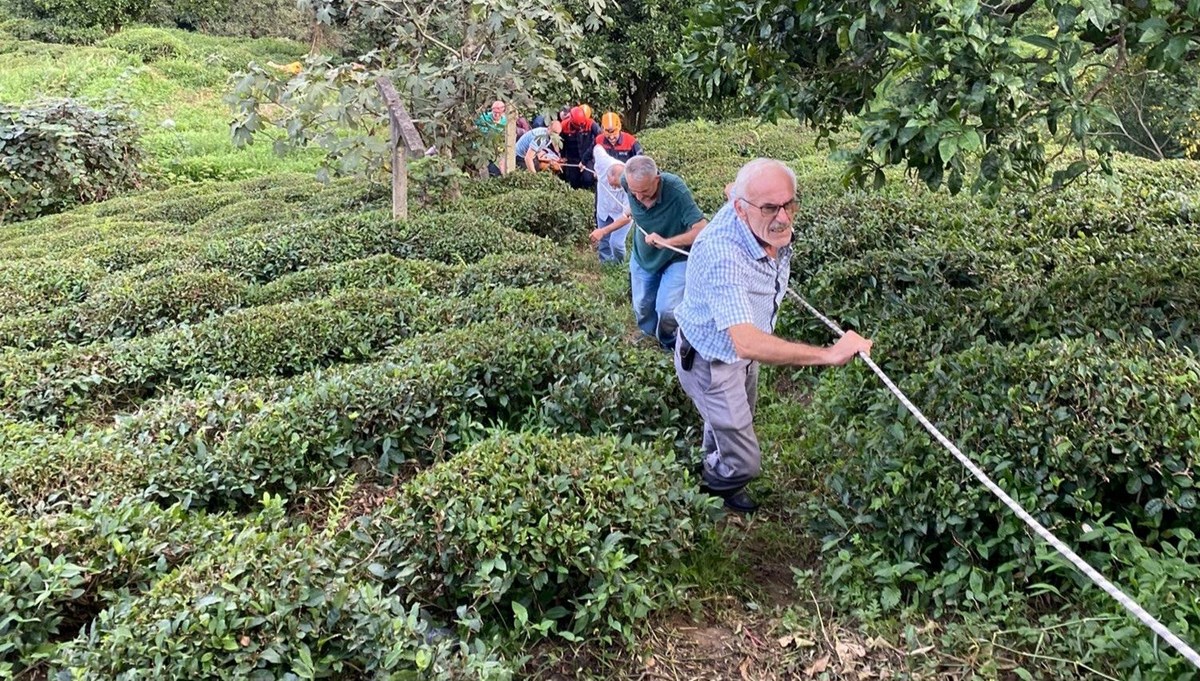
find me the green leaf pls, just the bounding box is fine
[938,136,958,164]
[880,585,901,609]
[512,601,529,626]
[1137,17,1169,45]
[1178,490,1197,510]
[959,129,982,152]
[1020,35,1059,51]
[415,647,432,670]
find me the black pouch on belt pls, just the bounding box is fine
[679,331,696,371]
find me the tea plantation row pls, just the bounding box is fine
[0,169,710,678]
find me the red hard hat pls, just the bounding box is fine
[569,106,588,127]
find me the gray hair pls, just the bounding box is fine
[730,158,796,202]
[607,161,625,182]
[624,155,658,183]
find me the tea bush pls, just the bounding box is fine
[0,289,658,511]
[0,258,106,317]
[0,17,105,44]
[0,495,243,675]
[189,320,685,509]
[0,381,285,512]
[98,26,188,62]
[0,286,432,425]
[367,432,712,643]
[453,188,595,245]
[54,497,513,679]
[808,336,1200,614]
[246,252,573,305]
[5,0,152,32]
[247,254,457,305]
[189,198,303,234]
[458,170,568,199]
[0,269,247,349]
[202,210,551,282]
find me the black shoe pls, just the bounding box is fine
[699,484,760,514]
[722,490,759,514]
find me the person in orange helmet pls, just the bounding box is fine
[595,112,643,163]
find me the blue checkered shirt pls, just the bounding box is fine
[675,202,793,363]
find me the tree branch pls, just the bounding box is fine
[1085,27,1126,103]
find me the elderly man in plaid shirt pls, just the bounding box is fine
[673,158,873,513]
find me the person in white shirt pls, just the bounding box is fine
[589,144,633,263]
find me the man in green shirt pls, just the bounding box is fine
[621,155,708,349]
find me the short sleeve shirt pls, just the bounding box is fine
[515,128,554,158]
[674,202,793,363]
[622,172,705,273]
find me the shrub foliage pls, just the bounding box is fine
[1,99,144,222]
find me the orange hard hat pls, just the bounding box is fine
[569,106,588,128]
[580,104,594,121]
[601,112,622,135]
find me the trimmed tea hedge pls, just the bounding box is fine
[451,188,595,246]
[202,210,552,282]
[808,336,1200,611]
[0,496,243,676]
[247,252,573,306]
[0,258,106,317]
[184,321,686,509]
[368,432,712,643]
[53,499,512,679]
[0,291,672,511]
[0,269,247,349]
[458,170,567,199]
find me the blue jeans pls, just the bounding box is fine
[597,217,630,263]
[630,257,687,349]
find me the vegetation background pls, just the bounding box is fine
[1,0,1199,679]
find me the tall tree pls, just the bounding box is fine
[682,0,1200,194]
[562,0,695,131]
[227,0,604,178]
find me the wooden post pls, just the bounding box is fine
[504,106,517,175]
[375,77,426,220]
[391,124,407,219]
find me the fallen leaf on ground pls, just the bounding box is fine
[804,654,830,677]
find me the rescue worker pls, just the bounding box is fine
[560,106,599,189]
[596,112,643,163]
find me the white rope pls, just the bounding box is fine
[635,223,1200,669]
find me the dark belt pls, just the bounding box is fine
[678,329,696,371]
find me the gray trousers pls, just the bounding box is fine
[674,340,761,492]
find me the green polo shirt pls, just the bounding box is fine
[623,172,706,274]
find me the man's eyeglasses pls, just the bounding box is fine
[739,197,798,219]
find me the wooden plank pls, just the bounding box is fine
[504,106,517,175]
[376,77,425,154]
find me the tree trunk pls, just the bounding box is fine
[627,84,655,133]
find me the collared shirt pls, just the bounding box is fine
[515,127,556,159]
[593,146,629,222]
[675,202,793,363]
[621,172,705,274]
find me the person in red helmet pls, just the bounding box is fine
[596,112,642,163]
[560,105,601,189]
